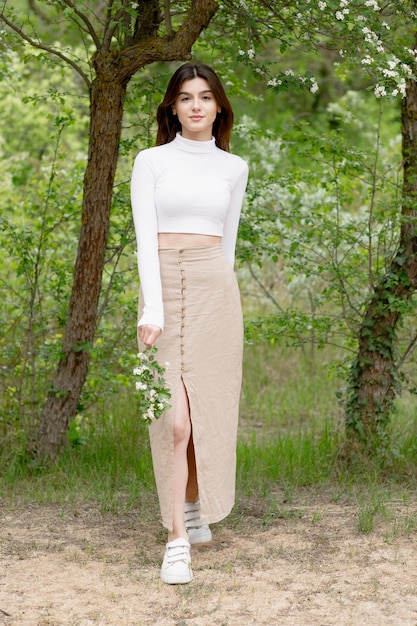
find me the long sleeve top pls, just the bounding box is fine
[131,132,249,330]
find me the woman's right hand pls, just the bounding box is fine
[138,324,162,348]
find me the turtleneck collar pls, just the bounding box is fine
[173,132,216,153]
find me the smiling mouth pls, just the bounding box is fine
[190,116,203,120]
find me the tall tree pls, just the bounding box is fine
[0,0,218,458]
[346,55,417,452]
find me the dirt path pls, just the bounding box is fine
[1,499,416,625]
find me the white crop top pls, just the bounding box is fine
[131,132,249,330]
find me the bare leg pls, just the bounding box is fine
[186,436,199,503]
[168,379,192,542]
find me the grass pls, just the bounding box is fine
[240,342,344,436]
[1,343,417,532]
[1,404,157,515]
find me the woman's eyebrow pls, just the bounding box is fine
[177,90,213,96]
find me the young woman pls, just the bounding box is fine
[131,62,248,585]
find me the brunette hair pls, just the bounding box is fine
[156,63,234,152]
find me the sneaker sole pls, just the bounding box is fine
[161,569,193,584]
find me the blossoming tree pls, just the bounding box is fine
[237,0,417,453]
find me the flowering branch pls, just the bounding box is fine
[133,347,171,425]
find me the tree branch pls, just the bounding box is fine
[110,0,218,80]
[102,0,115,39]
[164,0,173,37]
[102,5,126,50]
[0,12,91,89]
[57,0,101,49]
[246,262,285,312]
[397,330,417,370]
[130,0,160,46]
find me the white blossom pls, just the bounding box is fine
[365,0,379,9]
[382,69,398,78]
[374,84,386,98]
[285,69,294,76]
[335,10,345,20]
[143,408,155,421]
[247,48,255,59]
[318,1,326,9]
[267,77,282,87]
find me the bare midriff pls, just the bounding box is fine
[158,233,221,248]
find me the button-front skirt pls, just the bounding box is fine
[139,244,243,531]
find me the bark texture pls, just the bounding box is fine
[36,0,218,458]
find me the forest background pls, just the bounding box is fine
[1,0,417,501]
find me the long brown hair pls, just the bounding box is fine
[156,63,234,152]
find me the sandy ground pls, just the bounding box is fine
[1,498,417,626]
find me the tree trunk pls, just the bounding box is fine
[37,75,127,458]
[345,73,417,453]
[35,0,219,459]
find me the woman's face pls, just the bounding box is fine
[172,76,221,141]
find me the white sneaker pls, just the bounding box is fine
[160,538,193,584]
[184,500,212,545]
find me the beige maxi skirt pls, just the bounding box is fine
[138,245,243,531]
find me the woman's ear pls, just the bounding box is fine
[172,105,177,115]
